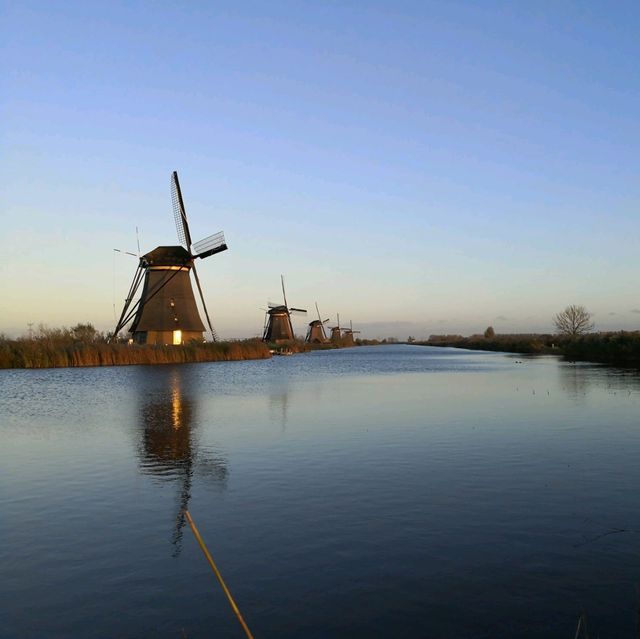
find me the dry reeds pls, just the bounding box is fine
[0,324,271,369]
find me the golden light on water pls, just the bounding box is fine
[170,373,182,431]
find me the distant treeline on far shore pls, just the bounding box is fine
[423,331,640,367]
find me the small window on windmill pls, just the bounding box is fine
[169,298,175,308]
[172,330,182,345]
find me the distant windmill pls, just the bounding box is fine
[262,276,307,342]
[341,320,361,346]
[112,171,228,345]
[306,302,330,343]
[329,313,342,342]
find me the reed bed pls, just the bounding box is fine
[425,333,553,354]
[423,331,640,367]
[0,325,270,369]
[265,338,377,353]
[561,331,640,366]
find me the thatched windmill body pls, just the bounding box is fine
[113,172,227,345]
[342,320,361,346]
[329,314,342,343]
[306,303,330,343]
[263,276,306,343]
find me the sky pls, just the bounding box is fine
[1,1,639,339]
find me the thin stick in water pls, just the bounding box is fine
[185,510,255,639]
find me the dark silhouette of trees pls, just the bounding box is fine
[484,326,495,338]
[553,305,594,336]
[71,323,100,342]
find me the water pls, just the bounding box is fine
[2,345,640,638]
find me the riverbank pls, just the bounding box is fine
[0,325,383,369]
[0,336,271,369]
[422,331,640,367]
[265,337,382,354]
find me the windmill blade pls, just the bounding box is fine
[322,318,330,324]
[111,263,145,340]
[315,302,323,324]
[281,275,288,309]
[290,307,307,313]
[171,171,193,250]
[191,261,219,342]
[193,231,228,259]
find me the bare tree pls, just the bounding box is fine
[484,326,495,338]
[553,305,594,336]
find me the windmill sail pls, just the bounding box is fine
[193,231,227,258]
[171,171,192,249]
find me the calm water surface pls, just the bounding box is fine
[2,345,640,638]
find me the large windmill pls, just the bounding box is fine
[112,172,228,345]
[341,320,361,346]
[262,276,306,342]
[306,303,330,343]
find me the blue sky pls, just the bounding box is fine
[2,1,639,338]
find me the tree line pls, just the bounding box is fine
[424,305,640,366]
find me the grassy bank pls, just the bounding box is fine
[560,332,640,366]
[422,331,640,367]
[265,337,382,354]
[425,333,554,354]
[0,326,271,369]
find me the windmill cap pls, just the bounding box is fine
[267,305,288,314]
[143,246,192,266]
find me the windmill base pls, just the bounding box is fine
[133,330,204,346]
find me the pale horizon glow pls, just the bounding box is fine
[2,2,639,340]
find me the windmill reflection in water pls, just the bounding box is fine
[137,368,228,556]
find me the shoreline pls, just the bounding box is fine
[0,339,271,370]
[0,336,381,370]
[416,332,640,368]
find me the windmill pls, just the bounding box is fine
[328,313,342,342]
[112,172,228,345]
[306,302,330,343]
[341,320,361,346]
[262,276,306,342]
